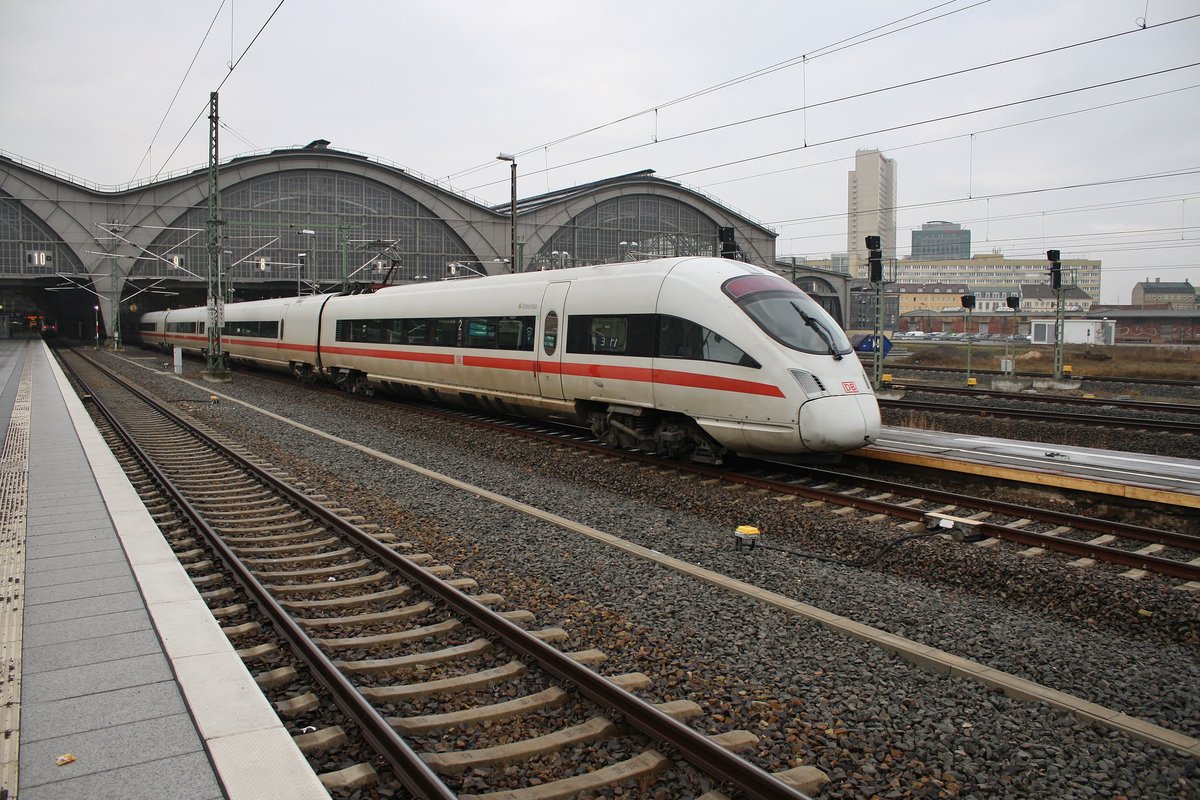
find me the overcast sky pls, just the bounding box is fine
[2,0,1197,303]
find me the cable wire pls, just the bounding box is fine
[126,0,228,184]
[700,83,1200,191]
[459,14,1198,192]
[446,0,990,180]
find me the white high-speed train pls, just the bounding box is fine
[140,257,880,462]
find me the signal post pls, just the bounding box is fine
[865,236,885,390]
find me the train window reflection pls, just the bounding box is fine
[543,311,558,356]
[723,277,852,357]
[657,315,758,367]
[334,315,535,350]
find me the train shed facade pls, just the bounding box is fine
[0,144,793,340]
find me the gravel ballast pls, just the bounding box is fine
[99,351,1198,799]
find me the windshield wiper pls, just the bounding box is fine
[791,302,842,360]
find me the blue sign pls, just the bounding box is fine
[852,334,892,357]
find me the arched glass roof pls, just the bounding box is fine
[140,170,477,288]
[0,188,84,278]
[532,194,719,269]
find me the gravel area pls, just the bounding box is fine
[101,350,1198,799]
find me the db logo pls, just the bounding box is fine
[842,381,859,393]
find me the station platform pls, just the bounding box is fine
[0,337,327,800]
[862,426,1200,509]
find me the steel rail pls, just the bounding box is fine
[67,351,812,800]
[880,363,1200,388]
[434,406,1200,581]
[721,463,1200,582]
[332,397,1200,578]
[374,399,1200,553]
[880,383,1200,415]
[880,399,1200,433]
[789,461,1200,552]
[65,357,459,799]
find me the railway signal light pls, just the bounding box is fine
[1047,249,1062,290]
[865,235,883,283]
[718,226,737,259]
[960,294,976,309]
[1006,295,1020,310]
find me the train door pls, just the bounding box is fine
[535,282,570,399]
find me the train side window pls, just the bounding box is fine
[433,318,459,347]
[543,311,558,356]
[567,314,655,357]
[657,315,759,368]
[464,318,494,348]
[496,317,529,350]
[404,320,429,344]
[384,320,404,344]
[589,316,627,354]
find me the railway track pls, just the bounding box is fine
[878,398,1200,434]
[195,363,1200,583]
[881,362,1200,390]
[877,383,1200,415]
[266,380,1200,584]
[59,348,822,799]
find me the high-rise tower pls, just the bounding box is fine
[847,149,897,279]
[912,220,971,260]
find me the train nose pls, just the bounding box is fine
[798,394,881,452]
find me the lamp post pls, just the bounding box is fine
[93,304,100,349]
[296,253,306,296]
[497,153,517,272]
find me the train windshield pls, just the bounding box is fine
[722,274,852,358]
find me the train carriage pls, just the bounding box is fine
[140,257,880,461]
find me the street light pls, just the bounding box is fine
[497,153,517,272]
[296,253,306,297]
[93,304,100,349]
[620,241,639,261]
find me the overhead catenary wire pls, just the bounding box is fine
[141,0,288,189]
[665,63,1200,182]
[446,0,991,181]
[115,0,289,232]
[127,0,229,185]
[458,14,1199,193]
[778,191,1200,244]
[699,83,1200,192]
[767,166,1200,227]
[14,164,1195,267]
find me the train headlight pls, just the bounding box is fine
[789,369,828,399]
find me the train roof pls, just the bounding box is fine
[372,257,768,295]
